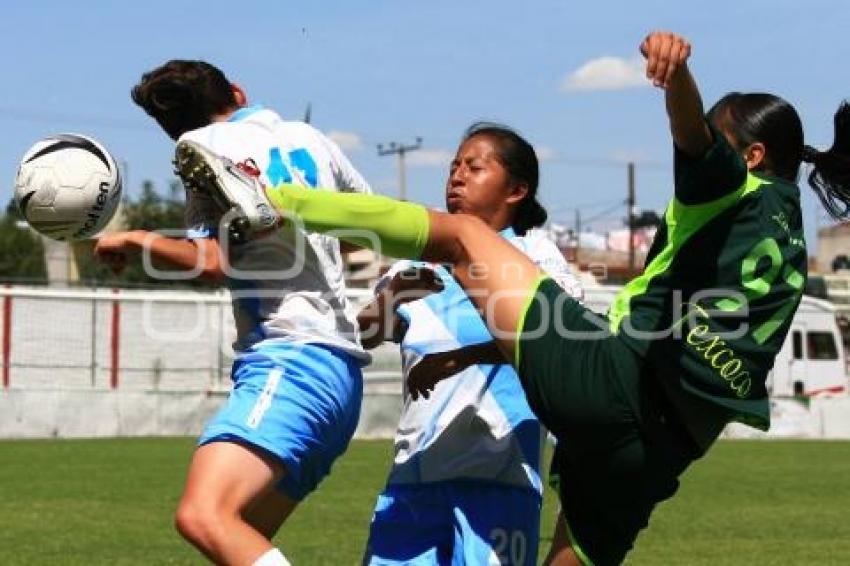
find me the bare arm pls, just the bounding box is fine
[357,266,445,350]
[357,289,402,350]
[458,341,508,365]
[407,341,508,400]
[94,230,225,283]
[641,31,713,158]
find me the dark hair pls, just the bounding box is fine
[131,60,237,140]
[461,122,547,235]
[708,93,850,220]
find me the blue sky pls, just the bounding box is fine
[1,1,848,252]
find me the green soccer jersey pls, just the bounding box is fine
[608,127,807,440]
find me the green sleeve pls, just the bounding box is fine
[674,124,747,205]
[265,183,431,259]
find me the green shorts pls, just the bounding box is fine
[516,278,700,566]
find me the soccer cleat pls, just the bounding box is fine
[173,140,279,243]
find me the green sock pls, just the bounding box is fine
[265,183,431,259]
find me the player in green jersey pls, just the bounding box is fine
[172,31,850,565]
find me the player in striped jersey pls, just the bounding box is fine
[357,123,582,566]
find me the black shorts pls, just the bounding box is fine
[516,278,700,565]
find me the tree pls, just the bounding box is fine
[1,180,218,288]
[122,180,186,233]
[632,210,661,229]
[0,199,46,282]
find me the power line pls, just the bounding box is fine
[547,198,625,214]
[0,105,672,173]
[581,201,627,225]
[0,106,150,131]
[545,155,668,171]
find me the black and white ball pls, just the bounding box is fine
[14,133,122,241]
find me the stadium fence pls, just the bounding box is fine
[0,284,401,392]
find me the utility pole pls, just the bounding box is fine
[377,137,423,201]
[627,162,636,273]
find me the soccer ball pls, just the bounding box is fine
[14,133,122,241]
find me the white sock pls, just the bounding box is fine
[252,548,291,566]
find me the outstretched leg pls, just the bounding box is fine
[421,212,545,363]
[174,141,544,361]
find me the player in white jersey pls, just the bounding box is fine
[357,123,583,566]
[94,61,371,566]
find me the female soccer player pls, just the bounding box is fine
[358,123,582,565]
[96,61,371,566]
[174,32,850,565]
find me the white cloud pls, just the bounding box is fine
[560,56,649,92]
[326,130,363,152]
[406,148,453,167]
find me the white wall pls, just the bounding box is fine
[722,396,850,439]
[0,386,403,440]
[3,285,849,441]
[5,383,850,441]
[0,390,219,438]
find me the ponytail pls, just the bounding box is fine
[803,101,850,220]
[513,197,547,236]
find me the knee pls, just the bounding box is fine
[174,497,222,548]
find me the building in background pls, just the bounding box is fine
[817,221,850,274]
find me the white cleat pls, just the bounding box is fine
[173,140,279,243]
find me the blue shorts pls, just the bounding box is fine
[198,342,363,501]
[364,481,541,566]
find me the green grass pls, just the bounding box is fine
[0,439,848,564]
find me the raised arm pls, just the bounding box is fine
[641,31,713,158]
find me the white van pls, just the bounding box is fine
[582,286,849,397]
[767,296,848,397]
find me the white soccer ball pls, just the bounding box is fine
[14,133,122,241]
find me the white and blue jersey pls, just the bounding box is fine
[365,227,583,565]
[383,228,583,492]
[184,106,370,500]
[180,105,371,361]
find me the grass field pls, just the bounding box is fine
[0,438,848,565]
